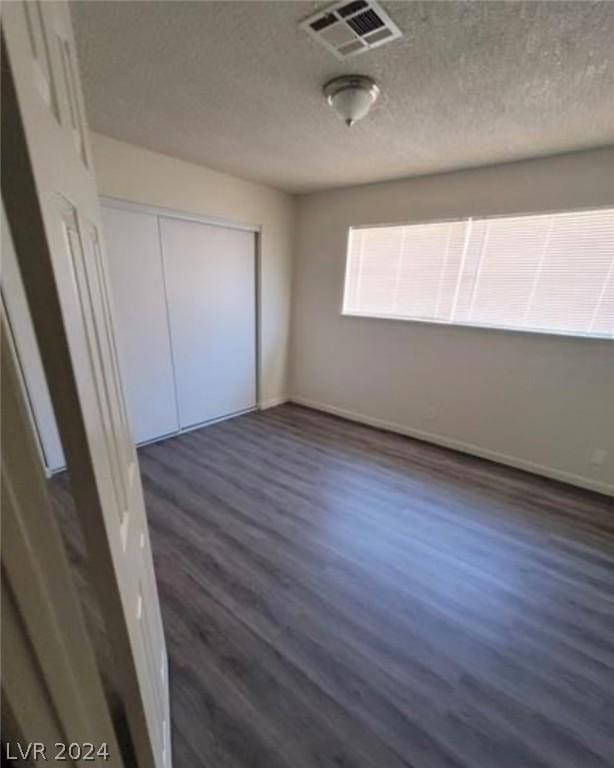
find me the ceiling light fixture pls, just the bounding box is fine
[323,74,380,127]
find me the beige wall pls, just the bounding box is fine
[291,148,614,495]
[91,133,296,407]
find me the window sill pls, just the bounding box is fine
[340,311,614,342]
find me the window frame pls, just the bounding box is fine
[340,205,614,341]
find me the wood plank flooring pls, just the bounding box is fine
[49,403,614,768]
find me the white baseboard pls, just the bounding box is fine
[259,395,289,410]
[290,396,613,498]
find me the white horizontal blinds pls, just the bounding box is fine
[447,219,488,323]
[344,221,470,318]
[345,225,404,315]
[591,261,614,335]
[526,210,614,334]
[343,207,614,337]
[343,227,363,312]
[396,220,468,319]
[462,214,552,327]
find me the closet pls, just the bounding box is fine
[5,199,259,472]
[103,202,258,444]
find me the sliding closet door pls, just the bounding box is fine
[160,217,256,428]
[102,205,179,443]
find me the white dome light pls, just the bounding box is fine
[323,75,380,127]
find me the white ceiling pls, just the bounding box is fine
[71,1,614,194]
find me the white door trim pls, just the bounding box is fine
[100,195,261,234]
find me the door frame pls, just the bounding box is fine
[1,303,124,766]
[1,199,63,476]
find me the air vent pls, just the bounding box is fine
[300,0,402,60]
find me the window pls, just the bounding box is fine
[342,208,614,338]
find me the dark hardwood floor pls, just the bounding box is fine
[49,404,614,768]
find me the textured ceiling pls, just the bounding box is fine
[71,1,614,193]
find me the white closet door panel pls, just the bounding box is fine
[160,218,256,428]
[102,206,179,443]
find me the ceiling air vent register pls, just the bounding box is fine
[301,0,402,60]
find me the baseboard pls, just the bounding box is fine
[290,396,613,498]
[259,395,289,410]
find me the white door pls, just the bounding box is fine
[2,307,123,766]
[2,4,171,767]
[102,204,179,444]
[161,217,257,428]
